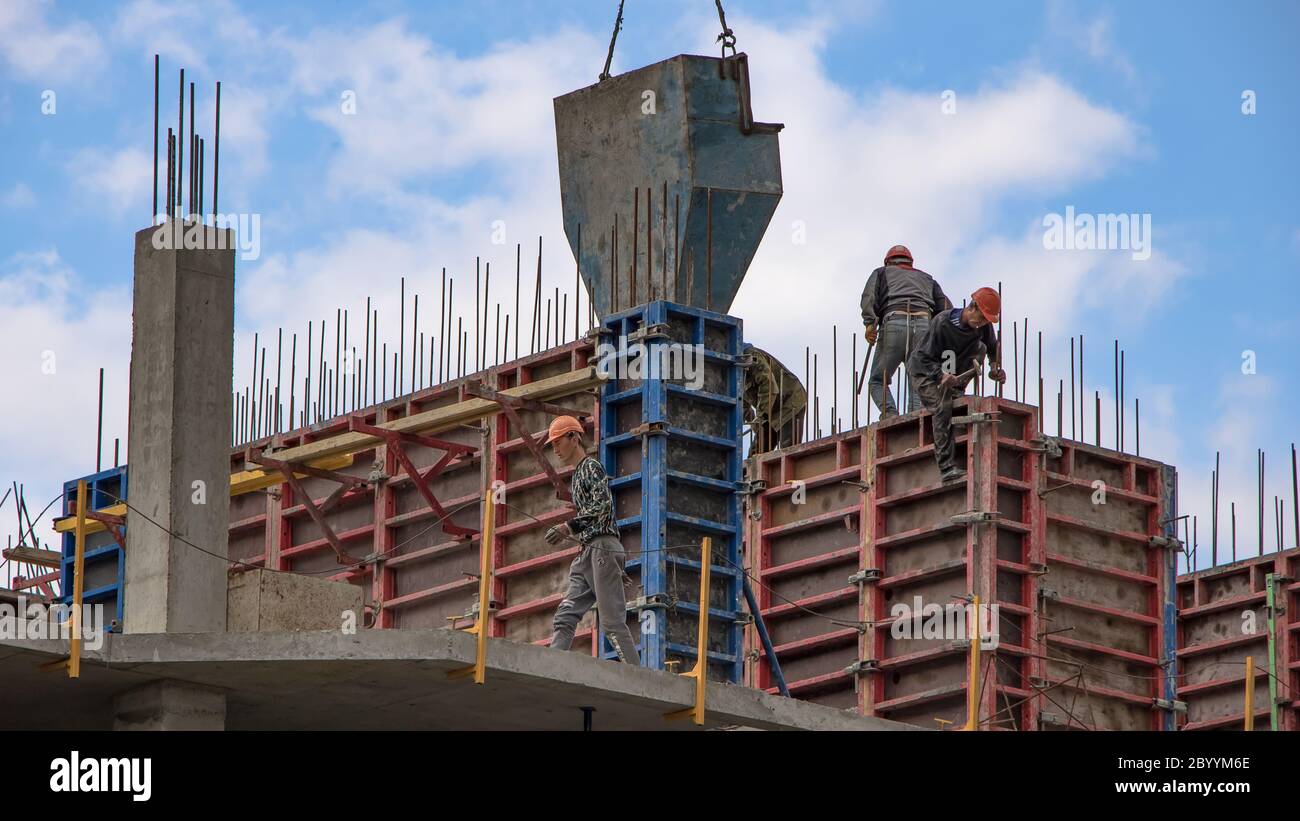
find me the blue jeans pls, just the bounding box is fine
[868,315,929,416]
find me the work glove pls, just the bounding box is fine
[864,323,878,345]
[544,524,570,545]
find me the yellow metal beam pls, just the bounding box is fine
[54,453,357,535]
[70,479,86,679]
[666,536,712,726]
[449,490,494,684]
[1244,655,1255,731]
[965,594,980,731]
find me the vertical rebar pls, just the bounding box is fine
[400,277,406,396]
[177,68,184,218]
[632,187,639,306]
[289,333,297,429]
[95,367,104,472]
[152,55,159,222]
[213,81,221,216]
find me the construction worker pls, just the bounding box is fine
[861,245,952,418]
[742,344,807,452]
[544,415,640,664]
[907,287,1007,483]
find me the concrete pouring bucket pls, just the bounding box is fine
[554,53,783,318]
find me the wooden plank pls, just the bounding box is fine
[270,366,598,465]
[1,546,61,569]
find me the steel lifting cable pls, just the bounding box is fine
[599,0,738,82]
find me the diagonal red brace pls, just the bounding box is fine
[464,382,575,502]
[249,448,369,566]
[347,416,478,538]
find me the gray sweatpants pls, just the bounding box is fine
[550,535,640,664]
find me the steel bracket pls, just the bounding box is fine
[848,567,881,585]
[1148,535,1182,551]
[626,323,670,344]
[1152,698,1187,714]
[630,421,668,438]
[951,511,997,525]
[845,659,880,676]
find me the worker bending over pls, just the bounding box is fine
[861,245,952,418]
[545,415,640,664]
[907,287,1007,484]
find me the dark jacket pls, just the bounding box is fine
[860,264,951,328]
[910,308,1000,386]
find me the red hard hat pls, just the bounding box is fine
[884,245,913,265]
[545,415,584,445]
[971,287,1001,323]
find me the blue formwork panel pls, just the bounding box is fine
[59,466,128,632]
[597,300,745,683]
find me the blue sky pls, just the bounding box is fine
[1,0,1297,579]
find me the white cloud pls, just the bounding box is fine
[67,147,153,214]
[1,182,34,208]
[278,20,602,196]
[0,251,131,581]
[0,0,104,83]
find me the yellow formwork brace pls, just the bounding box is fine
[666,536,712,726]
[448,490,494,684]
[1244,655,1254,731]
[43,480,87,678]
[964,594,980,731]
[69,479,86,679]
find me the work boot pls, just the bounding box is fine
[939,466,966,484]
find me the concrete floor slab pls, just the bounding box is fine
[0,629,919,731]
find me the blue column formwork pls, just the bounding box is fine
[597,300,746,683]
[59,465,129,632]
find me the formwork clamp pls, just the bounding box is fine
[735,479,767,497]
[1152,698,1187,714]
[626,323,671,344]
[1148,535,1183,551]
[951,511,997,525]
[627,592,674,612]
[840,478,871,493]
[952,412,1000,426]
[848,568,881,585]
[630,421,668,438]
[845,659,879,676]
[1027,437,1063,458]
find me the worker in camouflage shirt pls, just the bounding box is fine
[544,415,640,664]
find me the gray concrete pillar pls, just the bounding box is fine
[113,680,227,730]
[124,222,235,633]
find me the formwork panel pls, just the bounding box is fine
[1176,547,1300,731]
[747,396,1178,730]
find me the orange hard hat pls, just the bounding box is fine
[545,415,584,445]
[971,287,1001,323]
[884,245,913,265]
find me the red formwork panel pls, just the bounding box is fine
[1176,547,1300,731]
[746,395,1179,730]
[224,340,605,653]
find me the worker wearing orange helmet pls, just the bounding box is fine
[861,245,952,418]
[907,287,1007,484]
[543,415,640,664]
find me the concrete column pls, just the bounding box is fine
[124,222,235,633]
[113,680,227,730]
